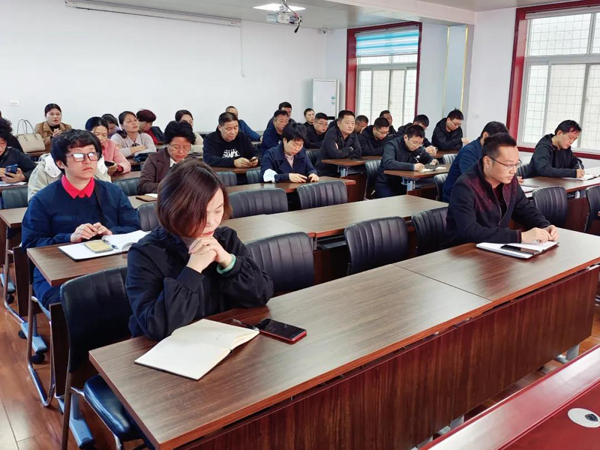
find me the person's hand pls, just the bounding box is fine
[249,157,259,167]
[545,225,560,241]
[461,138,469,145]
[234,158,251,168]
[576,169,586,178]
[189,237,232,268]
[187,248,217,273]
[130,145,147,155]
[93,222,112,237]
[414,163,425,172]
[517,176,524,185]
[521,227,551,244]
[289,173,307,183]
[430,159,439,166]
[308,173,319,182]
[107,164,119,176]
[425,145,437,156]
[0,168,6,177]
[52,128,62,137]
[2,169,26,183]
[70,223,98,243]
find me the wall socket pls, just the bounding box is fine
[9,100,20,107]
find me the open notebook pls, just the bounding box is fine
[135,320,259,380]
[58,230,149,261]
[562,174,599,181]
[476,241,558,259]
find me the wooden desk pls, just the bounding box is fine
[0,183,28,193]
[434,150,458,160]
[321,156,381,176]
[111,171,141,181]
[225,177,355,194]
[221,216,314,243]
[384,164,450,191]
[424,345,600,450]
[210,167,256,174]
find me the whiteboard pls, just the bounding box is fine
[312,79,339,119]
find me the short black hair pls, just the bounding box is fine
[218,112,238,126]
[273,110,289,119]
[278,101,292,110]
[225,106,236,111]
[175,109,193,122]
[555,120,582,135]
[447,109,464,121]
[0,118,14,143]
[480,121,508,139]
[118,111,136,126]
[84,116,109,132]
[44,103,62,115]
[413,114,430,127]
[102,114,118,126]
[315,113,328,122]
[137,109,156,123]
[51,129,102,169]
[373,117,390,129]
[338,110,355,120]
[355,115,368,124]
[482,133,517,159]
[404,124,425,139]
[164,120,195,145]
[303,108,314,117]
[282,122,308,142]
[379,110,391,117]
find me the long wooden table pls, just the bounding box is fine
[321,156,381,177]
[384,164,450,191]
[89,230,600,449]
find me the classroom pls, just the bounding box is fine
[1,0,600,448]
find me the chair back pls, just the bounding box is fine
[138,203,160,231]
[344,217,409,275]
[585,185,600,233]
[61,267,132,372]
[365,159,381,199]
[246,232,314,294]
[434,174,448,201]
[297,181,347,210]
[412,207,449,256]
[442,154,456,165]
[113,178,139,197]
[246,168,261,184]
[2,186,29,209]
[517,162,529,179]
[217,171,237,187]
[532,186,568,228]
[229,188,288,218]
[306,150,319,167]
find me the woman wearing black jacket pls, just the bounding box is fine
[126,159,273,340]
[0,118,36,183]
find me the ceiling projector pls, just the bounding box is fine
[267,11,302,26]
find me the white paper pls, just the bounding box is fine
[562,174,599,181]
[0,181,26,187]
[145,193,158,198]
[521,186,535,193]
[58,230,149,260]
[476,241,558,259]
[263,169,277,183]
[103,230,149,251]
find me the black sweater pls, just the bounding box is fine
[203,130,258,168]
[445,161,550,247]
[0,147,37,180]
[396,122,432,147]
[526,134,583,178]
[358,125,389,156]
[315,126,362,177]
[376,136,433,186]
[432,118,463,151]
[126,226,273,340]
[304,125,326,149]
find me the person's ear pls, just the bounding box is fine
[56,160,66,170]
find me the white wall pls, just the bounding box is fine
[0,0,327,132]
[325,29,348,111]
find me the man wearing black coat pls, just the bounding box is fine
[358,117,391,156]
[315,110,362,177]
[432,109,469,151]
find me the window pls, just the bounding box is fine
[517,8,600,152]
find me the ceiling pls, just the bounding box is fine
[417,0,580,12]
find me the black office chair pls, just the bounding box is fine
[113,178,140,197]
[307,150,319,167]
[229,189,288,218]
[297,181,347,210]
[246,232,314,294]
[442,154,456,165]
[584,185,600,233]
[517,162,529,179]
[344,217,409,275]
[532,186,568,228]
[365,159,381,199]
[138,203,160,231]
[2,185,29,209]
[217,171,238,187]
[412,207,449,256]
[246,168,261,184]
[60,267,148,450]
[434,174,447,201]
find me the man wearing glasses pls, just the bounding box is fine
[445,133,558,247]
[432,109,469,151]
[22,129,140,308]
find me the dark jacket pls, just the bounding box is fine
[442,139,482,202]
[315,126,362,177]
[22,180,140,305]
[260,126,283,154]
[0,146,36,180]
[445,161,550,247]
[137,148,171,194]
[396,122,432,147]
[432,118,463,151]
[145,126,165,145]
[238,120,260,142]
[203,129,257,168]
[7,135,23,152]
[376,136,434,187]
[358,125,390,156]
[260,144,317,182]
[526,134,583,178]
[126,226,273,340]
[304,125,326,149]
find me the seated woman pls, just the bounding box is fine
[126,159,273,340]
[111,111,157,158]
[85,117,131,175]
[137,109,165,145]
[102,113,120,138]
[34,103,72,153]
[175,109,203,155]
[138,121,195,194]
[22,130,140,308]
[260,122,319,183]
[0,118,36,182]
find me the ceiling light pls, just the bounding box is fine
[254,3,306,12]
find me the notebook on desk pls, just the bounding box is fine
[476,241,558,259]
[562,174,600,181]
[135,319,259,380]
[58,230,149,261]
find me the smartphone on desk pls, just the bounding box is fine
[255,318,306,343]
[500,244,539,256]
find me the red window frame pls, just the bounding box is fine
[346,22,423,114]
[507,0,600,158]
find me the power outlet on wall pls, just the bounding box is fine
[9,100,20,107]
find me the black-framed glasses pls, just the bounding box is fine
[488,157,521,171]
[67,152,99,162]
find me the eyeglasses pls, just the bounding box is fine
[67,152,99,162]
[488,157,522,171]
[169,144,192,152]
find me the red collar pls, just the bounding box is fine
[61,176,95,199]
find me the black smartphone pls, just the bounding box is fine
[104,161,115,167]
[501,244,538,256]
[6,164,18,174]
[255,318,306,343]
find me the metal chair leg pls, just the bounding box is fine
[61,374,73,450]
[555,344,581,364]
[26,295,55,407]
[59,388,95,450]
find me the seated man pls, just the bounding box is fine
[138,121,195,194]
[225,106,260,142]
[358,117,390,156]
[526,120,584,179]
[315,110,362,177]
[375,125,437,198]
[379,110,397,136]
[22,130,140,308]
[265,101,293,132]
[396,114,435,151]
[354,115,369,134]
[203,112,259,168]
[303,108,315,127]
[305,112,328,149]
[432,109,469,151]
[446,133,558,247]
[443,121,508,202]
[261,123,319,183]
[260,110,289,154]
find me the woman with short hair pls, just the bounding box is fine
[85,117,131,175]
